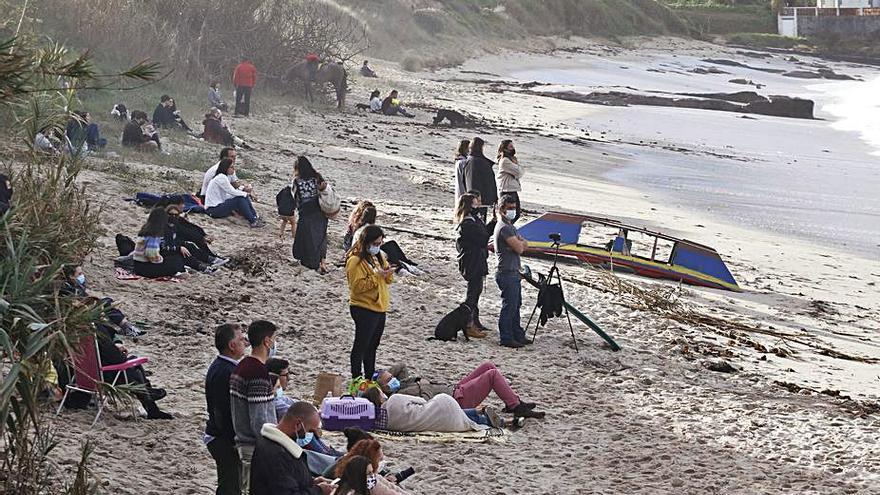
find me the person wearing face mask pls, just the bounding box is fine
[454,192,491,337]
[162,204,215,273]
[250,401,335,495]
[496,139,523,223]
[205,323,249,495]
[346,225,395,380]
[230,320,279,494]
[0,174,10,217]
[494,194,531,348]
[59,264,146,337]
[333,441,412,495]
[204,158,264,228]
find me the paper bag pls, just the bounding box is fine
[313,373,344,405]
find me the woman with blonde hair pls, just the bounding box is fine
[454,192,491,337]
[346,225,394,379]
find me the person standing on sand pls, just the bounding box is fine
[496,139,524,223]
[230,320,278,494]
[290,156,330,274]
[463,137,497,209]
[455,192,491,337]
[233,58,257,117]
[346,225,394,380]
[453,139,469,209]
[205,323,248,495]
[494,195,531,348]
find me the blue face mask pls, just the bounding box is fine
[268,341,277,358]
[295,426,314,447]
[275,388,284,399]
[387,377,401,393]
[75,274,86,286]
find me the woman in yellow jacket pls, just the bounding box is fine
[346,225,394,379]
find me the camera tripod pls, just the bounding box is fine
[523,237,579,353]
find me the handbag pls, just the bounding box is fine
[318,181,341,217]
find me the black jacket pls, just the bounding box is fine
[152,104,177,128]
[121,121,149,146]
[205,356,236,440]
[463,154,497,207]
[456,215,490,281]
[250,431,321,495]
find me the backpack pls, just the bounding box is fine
[276,185,295,217]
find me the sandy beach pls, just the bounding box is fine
[47,37,880,494]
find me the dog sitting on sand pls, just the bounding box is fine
[432,109,470,126]
[433,304,480,341]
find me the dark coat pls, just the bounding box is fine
[250,431,321,495]
[121,121,149,146]
[205,357,236,440]
[456,214,490,281]
[202,116,234,146]
[152,104,176,128]
[463,154,497,207]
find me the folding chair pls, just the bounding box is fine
[56,334,149,425]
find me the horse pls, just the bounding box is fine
[285,60,347,109]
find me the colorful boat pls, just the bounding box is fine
[515,212,741,291]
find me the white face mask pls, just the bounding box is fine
[368,245,381,256]
[504,210,516,221]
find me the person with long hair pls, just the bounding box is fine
[162,204,218,273]
[462,137,497,208]
[496,139,523,223]
[290,156,330,273]
[334,441,411,495]
[132,207,186,278]
[369,90,382,113]
[204,158,264,228]
[344,200,377,251]
[454,192,491,337]
[333,455,371,495]
[346,225,394,379]
[452,139,469,209]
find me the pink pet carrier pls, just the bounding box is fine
[319,395,376,431]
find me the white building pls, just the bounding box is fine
[816,0,880,7]
[779,0,880,37]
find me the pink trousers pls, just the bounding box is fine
[453,362,520,409]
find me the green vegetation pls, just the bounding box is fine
[727,32,806,49]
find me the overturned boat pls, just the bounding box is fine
[516,212,741,291]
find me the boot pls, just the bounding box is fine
[465,324,487,339]
[503,401,535,414]
[142,399,173,420]
[511,402,545,419]
[473,309,493,333]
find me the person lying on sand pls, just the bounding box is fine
[60,264,146,337]
[373,362,543,419]
[363,387,505,431]
[380,90,415,118]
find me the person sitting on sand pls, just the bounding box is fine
[248,401,335,495]
[152,95,193,132]
[122,110,160,152]
[202,107,253,149]
[162,204,218,273]
[333,441,412,495]
[34,124,60,154]
[199,147,254,201]
[290,156,330,273]
[164,198,228,267]
[66,111,107,154]
[373,362,543,419]
[0,174,11,217]
[363,388,504,431]
[95,322,172,419]
[60,264,146,337]
[369,90,382,113]
[132,207,187,278]
[360,60,378,78]
[343,200,377,252]
[208,81,229,112]
[347,225,394,380]
[204,158,264,228]
[380,90,414,118]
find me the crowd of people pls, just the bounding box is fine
[5,51,553,494]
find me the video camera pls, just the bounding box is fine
[549,232,562,245]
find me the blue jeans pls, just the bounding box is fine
[207,196,257,223]
[464,408,491,426]
[496,272,525,344]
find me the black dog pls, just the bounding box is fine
[433,304,473,342]
[432,109,469,126]
[355,103,371,112]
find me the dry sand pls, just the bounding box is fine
[48,37,879,494]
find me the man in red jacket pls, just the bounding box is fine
[233,58,257,117]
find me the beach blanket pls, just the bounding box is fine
[114,267,180,282]
[129,192,205,213]
[371,428,508,444]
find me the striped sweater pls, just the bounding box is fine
[229,356,277,447]
[132,236,163,263]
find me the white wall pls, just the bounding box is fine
[817,0,871,7]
